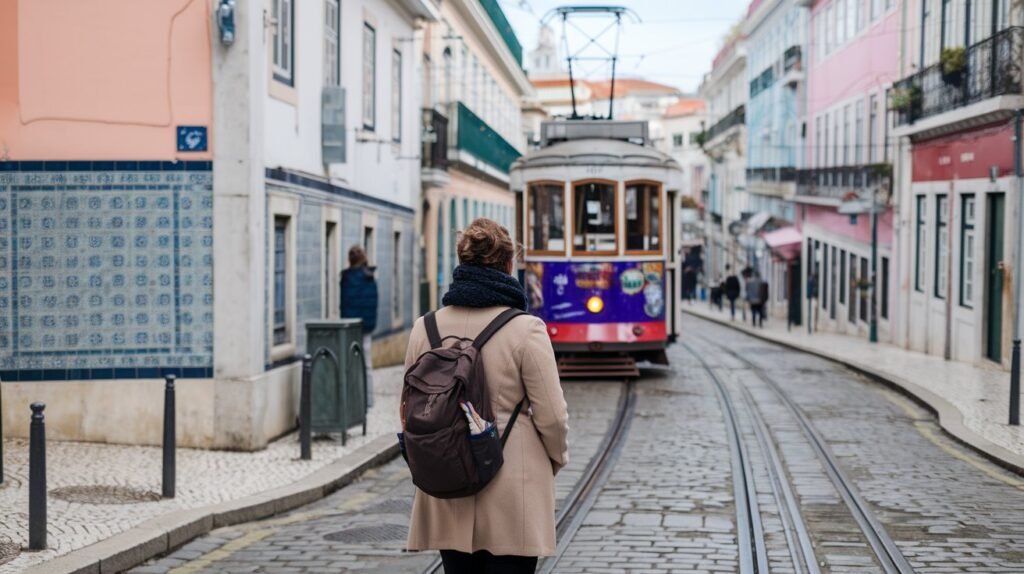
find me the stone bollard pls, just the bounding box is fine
[163,375,176,499]
[29,402,46,550]
[300,355,312,460]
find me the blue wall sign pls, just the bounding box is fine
[177,126,208,152]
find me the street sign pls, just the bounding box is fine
[176,126,208,152]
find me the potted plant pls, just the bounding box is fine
[940,46,966,85]
[889,85,922,117]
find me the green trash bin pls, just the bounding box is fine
[306,319,368,445]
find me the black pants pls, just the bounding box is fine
[751,303,765,327]
[440,550,538,574]
[727,297,737,318]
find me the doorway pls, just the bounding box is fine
[985,193,1005,363]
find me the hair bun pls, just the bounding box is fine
[457,218,514,271]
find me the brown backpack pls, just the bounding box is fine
[399,308,526,499]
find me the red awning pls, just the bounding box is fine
[760,226,802,261]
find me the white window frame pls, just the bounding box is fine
[392,48,402,143]
[323,208,341,319]
[961,194,976,308]
[269,195,299,361]
[936,194,949,299]
[324,0,340,86]
[362,23,377,130]
[272,0,294,85]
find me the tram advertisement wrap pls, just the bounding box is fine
[525,261,665,323]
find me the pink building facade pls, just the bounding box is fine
[797,0,903,342]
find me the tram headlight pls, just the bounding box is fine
[586,296,604,314]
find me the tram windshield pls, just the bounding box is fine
[625,182,660,252]
[527,182,565,253]
[573,181,617,253]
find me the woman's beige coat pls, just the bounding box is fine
[404,305,569,557]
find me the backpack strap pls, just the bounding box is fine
[501,398,526,447]
[423,311,443,349]
[472,308,526,351]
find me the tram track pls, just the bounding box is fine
[422,379,637,574]
[685,335,915,574]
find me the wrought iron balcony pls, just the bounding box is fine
[746,167,797,183]
[891,26,1024,126]
[421,108,448,170]
[795,165,892,201]
[704,104,745,144]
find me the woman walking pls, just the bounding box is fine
[403,218,569,573]
[341,245,378,407]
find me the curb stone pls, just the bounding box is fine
[683,308,1024,477]
[24,434,400,574]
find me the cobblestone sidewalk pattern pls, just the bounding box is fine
[683,303,1024,468]
[0,365,407,573]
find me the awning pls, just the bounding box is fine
[745,211,772,233]
[760,226,802,261]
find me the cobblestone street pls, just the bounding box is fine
[128,315,1024,573]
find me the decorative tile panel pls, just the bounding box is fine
[0,161,214,380]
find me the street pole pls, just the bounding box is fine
[1010,109,1023,425]
[870,184,879,343]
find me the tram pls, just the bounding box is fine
[511,120,684,377]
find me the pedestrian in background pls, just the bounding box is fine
[404,218,569,574]
[341,245,378,408]
[746,271,768,328]
[723,265,741,319]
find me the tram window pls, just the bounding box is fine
[573,181,617,253]
[527,182,565,253]
[625,182,660,253]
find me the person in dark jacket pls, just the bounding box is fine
[723,265,741,320]
[341,245,378,408]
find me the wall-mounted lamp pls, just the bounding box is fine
[217,0,236,46]
[990,166,999,182]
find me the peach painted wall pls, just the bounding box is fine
[806,1,903,164]
[0,0,213,160]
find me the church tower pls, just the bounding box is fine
[528,24,562,78]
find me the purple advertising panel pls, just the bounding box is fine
[525,261,665,324]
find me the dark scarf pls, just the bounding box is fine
[442,264,528,311]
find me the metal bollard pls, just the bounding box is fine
[29,402,46,550]
[162,375,176,499]
[1,381,5,485]
[300,355,312,460]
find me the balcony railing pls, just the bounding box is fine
[891,26,1024,126]
[784,45,802,72]
[452,101,521,174]
[795,165,892,201]
[705,104,746,143]
[421,108,448,170]
[479,0,523,66]
[747,167,797,183]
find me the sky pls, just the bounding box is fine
[501,0,752,93]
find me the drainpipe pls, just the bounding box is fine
[1010,109,1022,425]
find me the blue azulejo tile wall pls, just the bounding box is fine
[0,161,214,381]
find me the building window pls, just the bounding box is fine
[815,116,823,168]
[823,113,830,168]
[273,217,290,346]
[872,0,882,21]
[689,132,701,146]
[940,0,954,51]
[625,182,661,253]
[393,231,401,320]
[881,256,890,319]
[842,104,851,165]
[362,23,376,130]
[849,253,857,323]
[935,194,948,299]
[830,245,837,319]
[867,94,878,163]
[839,248,847,305]
[854,100,864,165]
[672,134,684,148]
[573,181,617,254]
[859,257,869,321]
[822,243,829,310]
[436,201,446,292]
[272,0,294,85]
[324,221,338,318]
[363,225,375,265]
[324,0,340,86]
[916,196,926,292]
[392,49,402,142]
[961,194,976,308]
